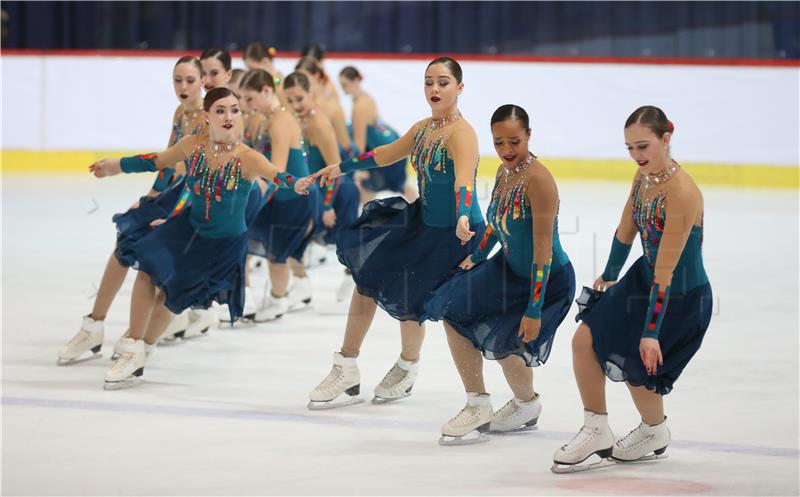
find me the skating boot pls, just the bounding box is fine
[552,410,615,473]
[612,417,670,462]
[157,311,191,344]
[288,276,313,311]
[303,242,327,268]
[490,393,542,433]
[439,393,493,446]
[251,293,289,322]
[104,338,146,390]
[113,332,157,360]
[335,270,355,302]
[308,352,364,410]
[182,309,214,338]
[58,316,104,365]
[373,356,419,404]
[220,287,260,324]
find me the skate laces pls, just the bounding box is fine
[316,365,345,394]
[616,423,651,449]
[67,329,92,348]
[377,364,407,394]
[561,425,597,454]
[493,399,519,421]
[449,405,482,427]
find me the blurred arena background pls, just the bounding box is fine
[1,1,798,187]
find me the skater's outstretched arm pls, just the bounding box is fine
[89,135,203,178]
[350,95,372,155]
[267,111,296,173]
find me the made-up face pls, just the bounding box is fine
[492,119,531,167]
[339,76,359,96]
[206,95,241,142]
[283,85,312,116]
[201,57,231,91]
[423,63,463,112]
[241,86,274,114]
[173,62,203,104]
[624,122,671,175]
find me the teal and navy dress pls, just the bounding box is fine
[112,110,205,261]
[246,119,317,263]
[349,120,408,193]
[307,144,359,245]
[116,143,254,322]
[576,179,712,395]
[336,120,485,322]
[422,158,576,366]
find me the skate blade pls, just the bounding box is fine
[288,299,313,313]
[103,376,143,391]
[612,448,669,463]
[439,431,490,446]
[56,352,102,366]
[182,326,211,340]
[551,458,615,474]
[371,392,412,405]
[307,397,365,410]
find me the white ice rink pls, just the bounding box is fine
[2,173,798,496]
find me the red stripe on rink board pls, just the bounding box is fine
[1,49,799,67]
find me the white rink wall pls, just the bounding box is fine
[2,54,798,166]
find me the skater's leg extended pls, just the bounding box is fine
[90,252,129,321]
[445,322,485,394]
[340,289,377,358]
[573,324,607,414]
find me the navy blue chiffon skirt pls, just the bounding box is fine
[248,193,318,263]
[422,253,576,366]
[116,210,248,322]
[336,196,484,322]
[315,178,360,246]
[113,182,184,263]
[577,256,713,395]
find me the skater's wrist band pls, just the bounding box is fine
[642,282,670,339]
[340,151,377,173]
[121,154,158,173]
[525,263,550,319]
[272,171,295,189]
[471,225,496,262]
[322,182,337,210]
[456,185,473,219]
[601,232,632,281]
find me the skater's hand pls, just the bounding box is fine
[518,316,541,342]
[89,158,122,178]
[294,175,314,195]
[593,275,617,292]
[313,164,344,187]
[455,216,475,246]
[639,337,663,376]
[322,209,337,228]
[458,255,477,270]
[149,218,166,228]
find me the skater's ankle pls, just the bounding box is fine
[518,392,539,403]
[643,415,666,426]
[271,290,288,299]
[399,353,419,364]
[88,313,106,321]
[584,408,608,415]
[340,348,359,358]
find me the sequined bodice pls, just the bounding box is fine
[409,122,482,228]
[631,179,708,292]
[184,144,252,238]
[485,167,568,277]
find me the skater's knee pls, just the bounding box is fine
[572,324,593,355]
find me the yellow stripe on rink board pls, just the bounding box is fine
[1,150,797,189]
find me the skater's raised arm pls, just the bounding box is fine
[89,135,202,179]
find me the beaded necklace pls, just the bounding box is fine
[488,153,536,240]
[187,141,242,222]
[642,159,680,190]
[410,111,463,196]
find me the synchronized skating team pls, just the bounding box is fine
[56,44,713,473]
